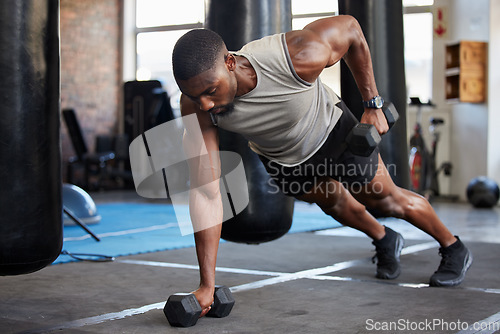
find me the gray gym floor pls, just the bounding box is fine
[1,193,499,334]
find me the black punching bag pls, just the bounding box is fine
[0,0,62,275]
[339,0,410,189]
[206,0,295,244]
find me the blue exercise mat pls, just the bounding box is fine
[54,202,340,264]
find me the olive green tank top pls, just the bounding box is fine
[213,33,343,167]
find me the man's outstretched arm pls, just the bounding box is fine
[286,15,389,134]
[180,94,222,317]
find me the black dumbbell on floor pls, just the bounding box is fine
[346,102,399,157]
[163,285,235,327]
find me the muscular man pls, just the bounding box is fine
[172,15,472,316]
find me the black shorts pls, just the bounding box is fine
[259,100,380,197]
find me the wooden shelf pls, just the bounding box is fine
[445,41,487,103]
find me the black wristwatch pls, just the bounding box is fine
[363,95,384,109]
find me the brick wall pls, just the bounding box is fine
[60,0,122,172]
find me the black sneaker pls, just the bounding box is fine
[372,226,405,279]
[429,237,473,287]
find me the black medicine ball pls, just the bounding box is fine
[466,176,500,208]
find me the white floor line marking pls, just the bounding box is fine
[19,302,165,334]
[116,241,438,279]
[229,259,366,293]
[308,277,500,295]
[400,241,437,255]
[23,241,441,332]
[117,259,285,276]
[309,275,430,289]
[122,256,500,295]
[229,241,439,293]
[456,310,500,334]
[463,287,500,295]
[63,223,178,241]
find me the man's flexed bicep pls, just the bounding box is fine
[307,16,379,101]
[285,16,354,81]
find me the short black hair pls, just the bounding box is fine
[172,29,225,81]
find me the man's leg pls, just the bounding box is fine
[297,176,385,240]
[296,176,404,279]
[349,154,456,247]
[349,154,473,286]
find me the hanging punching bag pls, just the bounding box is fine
[338,0,410,189]
[206,0,295,244]
[0,0,62,275]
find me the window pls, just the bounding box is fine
[292,0,337,30]
[403,0,434,102]
[134,0,204,113]
[136,29,191,111]
[136,0,204,28]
